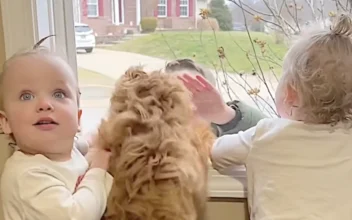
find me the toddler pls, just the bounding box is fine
[211,14,352,219]
[0,46,112,220]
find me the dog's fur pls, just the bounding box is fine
[97,67,215,220]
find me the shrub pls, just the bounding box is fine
[209,0,233,31]
[140,17,157,33]
[197,18,220,31]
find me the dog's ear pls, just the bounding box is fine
[124,66,147,80]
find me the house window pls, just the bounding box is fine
[180,0,189,17]
[157,0,167,17]
[87,0,99,17]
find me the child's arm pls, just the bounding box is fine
[212,101,267,136]
[210,126,256,175]
[17,167,113,220]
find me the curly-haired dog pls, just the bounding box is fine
[97,67,215,220]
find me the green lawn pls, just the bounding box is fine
[78,68,115,86]
[106,31,288,73]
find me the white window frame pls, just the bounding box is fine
[157,0,167,18]
[1,0,247,200]
[180,0,189,17]
[87,0,99,18]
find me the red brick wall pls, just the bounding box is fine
[158,0,196,30]
[141,0,157,17]
[81,0,113,36]
[81,0,197,35]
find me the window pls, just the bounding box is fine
[157,0,167,17]
[180,0,189,17]
[2,0,249,202]
[87,0,99,17]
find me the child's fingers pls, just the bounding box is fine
[177,76,199,94]
[195,75,214,91]
[181,74,206,91]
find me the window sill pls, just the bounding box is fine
[208,166,247,198]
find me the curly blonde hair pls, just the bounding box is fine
[283,14,352,124]
[98,67,214,220]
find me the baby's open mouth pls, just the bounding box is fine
[33,118,59,126]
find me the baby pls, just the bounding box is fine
[0,45,112,220]
[211,14,352,219]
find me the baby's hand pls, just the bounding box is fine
[85,148,111,171]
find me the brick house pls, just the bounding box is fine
[75,0,206,36]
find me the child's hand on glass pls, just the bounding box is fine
[177,74,236,125]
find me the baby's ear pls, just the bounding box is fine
[285,85,298,106]
[0,111,11,135]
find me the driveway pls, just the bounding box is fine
[77,49,169,79]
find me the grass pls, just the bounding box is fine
[106,31,288,73]
[78,68,115,86]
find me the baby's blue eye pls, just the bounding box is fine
[20,93,34,101]
[53,91,65,99]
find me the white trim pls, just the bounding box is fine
[111,0,119,25]
[112,0,125,25]
[136,0,141,26]
[121,0,125,24]
[180,0,189,17]
[0,0,37,58]
[87,0,99,18]
[157,0,167,17]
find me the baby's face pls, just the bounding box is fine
[0,54,80,159]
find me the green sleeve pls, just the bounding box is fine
[211,100,267,137]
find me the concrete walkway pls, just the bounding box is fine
[77,49,170,79]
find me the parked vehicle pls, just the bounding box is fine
[75,23,96,53]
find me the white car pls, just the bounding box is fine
[75,23,96,53]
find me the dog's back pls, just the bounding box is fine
[98,67,215,220]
